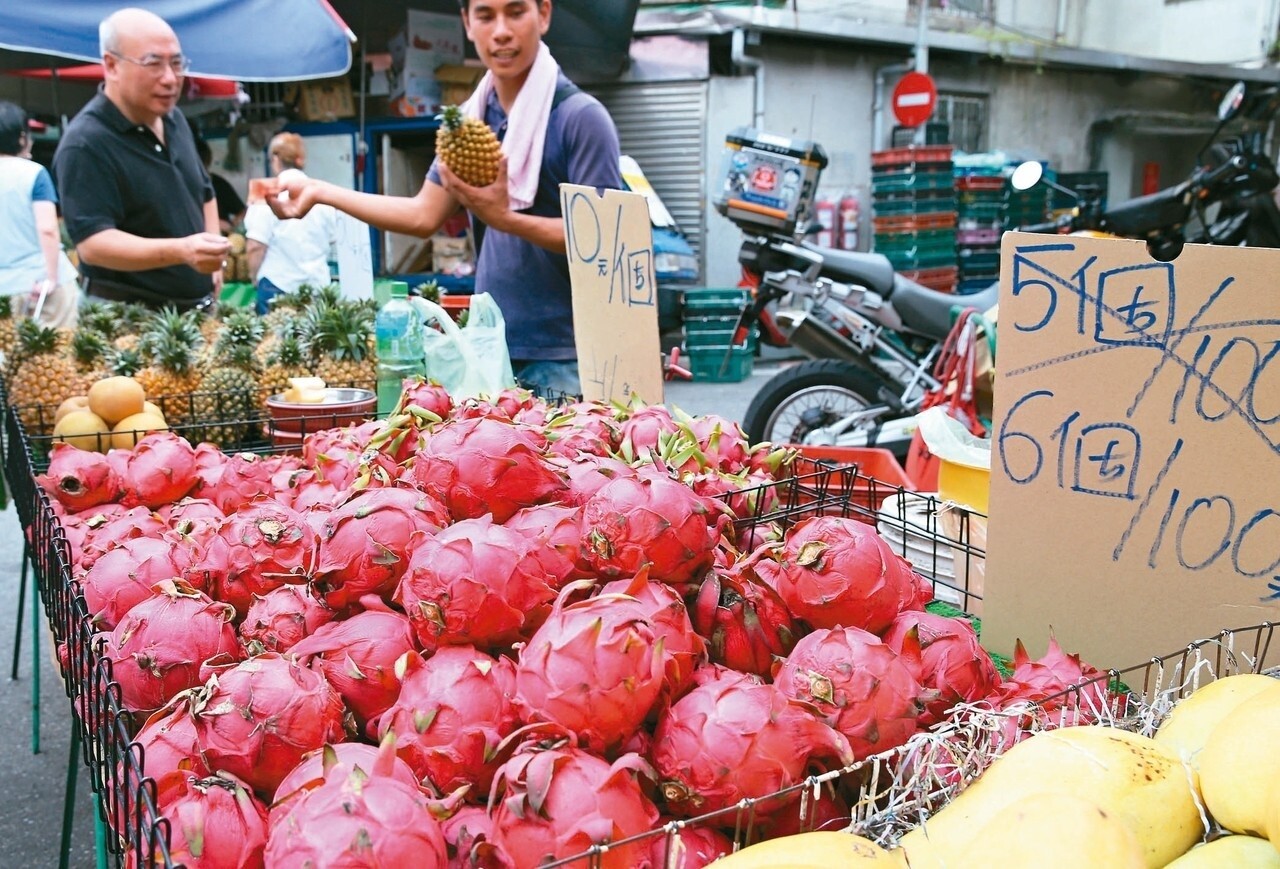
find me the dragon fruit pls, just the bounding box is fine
[120,432,198,508]
[691,566,798,678]
[374,647,519,796]
[133,696,210,782]
[543,405,622,459]
[675,413,752,474]
[580,474,721,589]
[80,536,199,630]
[151,771,269,869]
[275,468,345,512]
[754,788,853,839]
[599,572,706,704]
[395,516,558,651]
[648,822,733,869]
[189,653,347,795]
[192,500,319,616]
[290,596,416,730]
[489,741,660,869]
[502,503,593,589]
[201,452,277,514]
[985,636,1113,749]
[553,453,638,506]
[514,581,666,754]
[164,498,225,548]
[442,806,508,869]
[265,766,449,868]
[239,585,334,654]
[774,626,926,761]
[103,579,240,714]
[410,416,567,523]
[271,738,421,828]
[400,377,454,420]
[74,506,168,574]
[38,444,121,512]
[772,516,918,634]
[615,401,680,463]
[312,487,449,611]
[882,611,999,726]
[651,667,853,817]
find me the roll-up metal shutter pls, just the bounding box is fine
[584,80,709,279]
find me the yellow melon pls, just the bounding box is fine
[88,376,145,425]
[1155,674,1280,773]
[52,410,111,452]
[110,411,168,450]
[1198,682,1280,837]
[1163,835,1280,867]
[54,395,91,425]
[709,831,901,867]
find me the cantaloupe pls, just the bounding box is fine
[110,411,168,450]
[142,401,165,422]
[88,376,145,425]
[54,395,90,426]
[52,410,111,452]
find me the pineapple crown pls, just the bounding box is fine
[437,104,465,132]
[108,347,145,377]
[15,317,60,356]
[78,301,121,339]
[303,300,374,363]
[70,328,111,367]
[0,294,12,319]
[141,307,206,362]
[212,310,266,365]
[268,334,306,367]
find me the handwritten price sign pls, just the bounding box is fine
[560,185,662,404]
[984,234,1280,665]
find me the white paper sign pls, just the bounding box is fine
[334,212,374,301]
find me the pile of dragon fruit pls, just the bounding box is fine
[35,381,1109,868]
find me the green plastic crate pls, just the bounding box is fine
[871,171,955,195]
[682,287,749,317]
[687,344,754,383]
[684,314,742,348]
[872,196,957,216]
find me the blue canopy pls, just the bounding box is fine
[0,0,354,81]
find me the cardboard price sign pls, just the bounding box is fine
[985,233,1280,667]
[560,184,663,404]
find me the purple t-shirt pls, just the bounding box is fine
[429,73,622,360]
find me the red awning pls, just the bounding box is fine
[8,64,241,99]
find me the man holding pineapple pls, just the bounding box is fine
[53,7,229,312]
[270,0,622,396]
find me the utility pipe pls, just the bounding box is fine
[732,28,765,129]
[873,62,912,152]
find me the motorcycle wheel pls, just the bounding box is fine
[743,359,895,446]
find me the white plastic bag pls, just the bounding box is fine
[416,293,515,399]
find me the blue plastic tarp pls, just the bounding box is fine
[0,0,353,81]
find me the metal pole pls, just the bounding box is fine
[11,546,26,680]
[30,553,40,755]
[59,728,81,869]
[914,0,930,146]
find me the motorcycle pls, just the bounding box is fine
[724,80,1280,452]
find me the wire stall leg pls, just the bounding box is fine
[30,557,40,755]
[59,727,81,869]
[95,803,108,869]
[11,542,27,680]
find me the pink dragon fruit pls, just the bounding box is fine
[75,506,167,573]
[151,771,269,869]
[201,452,277,514]
[410,416,567,523]
[400,377,454,420]
[489,741,660,869]
[266,766,449,868]
[651,667,853,817]
[882,611,1000,727]
[691,566,798,678]
[502,503,593,589]
[312,487,450,611]
[600,572,707,704]
[985,636,1113,749]
[103,579,241,714]
[687,468,781,525]
[553,453,638,506]
[274,468,345,512]
[774,626,927,761]
[133,696,210,782]
[190,441,227,491]
[80,535,199,630]
[239,585,334,654]
[772,516,918,633]
[188,653,347,795]
[374,647,519,796]
[395,516,558,651]
[270,737,421,828]
[648,822,733,869]
[192,500,319,616]
[677,414,752,474]
[164,498,225,547]
[543,405,622,459]
[290,596,417,730]
[580,474,722,589]
[754,788,852,840]
[442,806,509,869]
[615,401,680,463]
[514,581,666,754]
[38,444,121,512]
[120,432,199,508]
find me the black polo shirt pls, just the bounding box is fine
[53,93,215,309]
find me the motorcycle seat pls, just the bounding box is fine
[801,243,897,296]
[892,277,1000,341]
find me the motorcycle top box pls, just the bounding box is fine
[715,128,828,237]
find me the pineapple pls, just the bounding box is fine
[68,328,113,394]
[136,309,206,419]
[77,300,122,342]
[194,310,263,445]
[0,294,18,368]
[435,105,502,187]
[112,303,151,352]
[10,319,78,433]
[107,346,146,379]
[260,334,312,402]
[303,300,377,388]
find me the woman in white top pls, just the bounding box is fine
[0,101,64,306]
[244,133,337,314]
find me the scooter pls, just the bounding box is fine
[725,80,1280,452]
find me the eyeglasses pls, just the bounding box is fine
[107,50,191,76]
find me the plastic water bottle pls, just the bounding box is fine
[375,281,426,416]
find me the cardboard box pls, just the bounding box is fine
[389,67,442,117]
[435,62,486,108]
[288,77,355,122]
[431,233,473,275]
[388,9,464,70]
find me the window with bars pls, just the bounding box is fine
[936,92,988,153]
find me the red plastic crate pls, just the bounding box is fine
[955,175,1006,191]
[872,212,957,233]
[788,445,917,521]
[871,144,955,169]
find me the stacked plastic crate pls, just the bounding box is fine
[871,145,957,293]
[681,287,758,383]
[1002,164,1053,242]
[952,153,1007,296]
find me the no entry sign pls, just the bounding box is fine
[892,71,938,128]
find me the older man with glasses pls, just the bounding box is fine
[53,7,229,311]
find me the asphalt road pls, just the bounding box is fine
[0,357,795,867]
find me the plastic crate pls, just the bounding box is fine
[958,277,998,295]
[681,287,749,318]
[872,197,957,216]
[954,175,1006,192]
[874,228,956,252]
[686,344,754,382]
[886,250,957,271]
[871,171,956,195]
[684,317,755,350]
[872,212,957,232]
[871,144,954,168]
[957,228,1001,246]
[900,265,958,293]
[789,446,917,516]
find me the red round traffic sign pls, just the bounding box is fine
[892,71,938,128]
